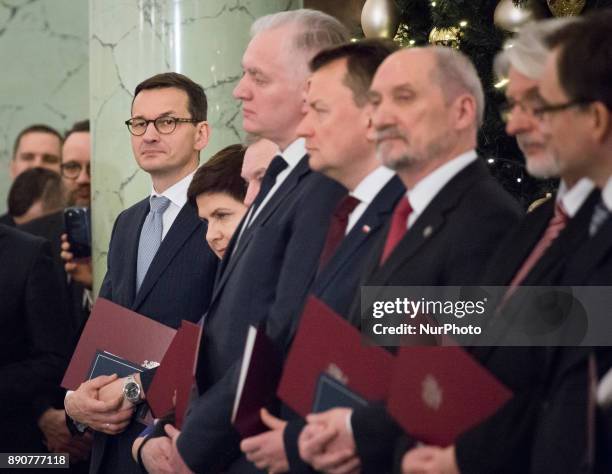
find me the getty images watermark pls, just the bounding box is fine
[361,286,612,347]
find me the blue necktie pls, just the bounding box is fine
[136,196,171,292]
[589,200,610,237]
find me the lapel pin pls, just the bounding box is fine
[362,224,371,234]
[423,225,433,238]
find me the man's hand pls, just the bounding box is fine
[138,436,175,474]
[38,408,92,462]
[299,408,360,474]
[240,408,289,473]
[401,445,459,474]
[65,374,133,434]
[165,424,195,474]
[61,233,93,289]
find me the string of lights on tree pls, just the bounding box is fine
[358,0,611,207]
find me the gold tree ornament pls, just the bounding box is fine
[494,0,535,32]
[428,26,461,49]
[547,0,586,16]
[361,0,401,38]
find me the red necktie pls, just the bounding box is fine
[318,195,360,271]
[380,197,412,265]
[506,202,569,294]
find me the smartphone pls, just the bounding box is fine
[64,207,91,259]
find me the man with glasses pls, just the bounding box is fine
[63,72,218,474]
[481,17,598,302]
[526,11,612,474]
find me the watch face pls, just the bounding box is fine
[125,382,140,401]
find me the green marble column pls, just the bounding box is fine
[0,0,88,213]
[90,0,302,292]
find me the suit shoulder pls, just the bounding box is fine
[114,197,150,221]
[0,223,48,253]
[466,176,523,217]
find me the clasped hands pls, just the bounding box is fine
[64,373,136,435]
[239,407,360,474]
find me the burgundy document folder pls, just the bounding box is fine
[231,325,282,438]
[62,298,176,390]
[277,295,394,417]
[387,346,512,446]
[147,320,202,428]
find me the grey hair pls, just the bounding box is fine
[250,9,350,57]
[428,46,485,127]
[494,18,580,80]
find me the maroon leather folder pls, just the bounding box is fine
[277,295,394,417]
[146,320,202,428]
[62,298,176,390]
[387,346,513,446]
[231,325,282,438]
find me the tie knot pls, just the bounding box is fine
[335,195,360,220]
[266,155,289,180]
[149,196,171,214]
[395,197,412,220]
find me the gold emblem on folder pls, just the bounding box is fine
[326,363,349,385]
[422,374,443,410]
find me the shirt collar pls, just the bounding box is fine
[407,149,478,217]
[279,138,306,169]
[351,166,396,205]
[150,170,195,209]
[601,176,612,211]
[557,178,595,217]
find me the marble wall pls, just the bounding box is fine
[90,0,302,291]
[0,0,89,213]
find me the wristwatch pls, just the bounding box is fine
[123,375,143,405]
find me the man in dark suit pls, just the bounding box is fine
[0,224,72,454]
[526,14,612,474]
[238,39,404,474]
[137,10,349,474]
[298,46,522,474]
[63,72,218,474]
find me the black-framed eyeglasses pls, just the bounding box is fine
[499,98,545,123]
[532,99,592,119]
[124,116,200,136]
[61,161,91,180]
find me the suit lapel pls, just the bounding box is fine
[499,199,554,285]
[374,160,487,286]
[316,177,404,290]
[124,200,148,308]
[566,216,612,284]
[210,155,311,304]
[524,190,599,285]
[132,203,200,310]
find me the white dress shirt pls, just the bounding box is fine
[600,175,612,212]
[556,178,595,218]
[150,171,195,240]
[346,166,396,234]
[246,138,304,226]
[405,149,478,228]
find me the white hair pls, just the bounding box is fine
[428,46,485,127]
[250,9,349,57]
[494,18,579,80]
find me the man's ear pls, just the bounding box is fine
[194,121,210,151]
[590,102,611,145]
[453,94,477,131]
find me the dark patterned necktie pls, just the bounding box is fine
[318,195,360,271]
